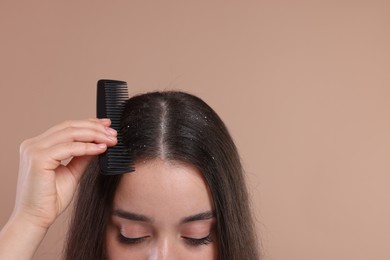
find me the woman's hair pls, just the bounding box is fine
[64,91,260,260]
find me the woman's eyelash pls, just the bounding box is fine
[118,233,212,246]
[118,233,148,245]
[183,234,212,246]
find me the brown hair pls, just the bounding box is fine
[64,91,260,259]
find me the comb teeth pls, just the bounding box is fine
[97,79,134,175]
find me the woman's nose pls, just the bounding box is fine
[149,237,178,260]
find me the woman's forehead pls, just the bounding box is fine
[113,159,214,222]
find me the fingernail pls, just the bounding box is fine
[97,143,107,149]
[99,118,111,123]
[106,134,117,141]
[105,127,117,136]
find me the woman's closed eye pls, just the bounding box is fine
[118,232,150,245]
[180,219,215,247]
[182,234,213,246]
[118,233,213,247]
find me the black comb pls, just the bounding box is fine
[97,79,134,175]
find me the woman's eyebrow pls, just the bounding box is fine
[112,209,153,223]
[112,209,215,224]
[181,211,216,224]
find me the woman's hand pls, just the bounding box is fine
[12,118,118,229]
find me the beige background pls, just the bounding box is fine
[1,1,390,259]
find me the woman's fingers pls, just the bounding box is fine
[36,126,117,149]
[43,142,108,170]
[34,118,113,142]
[19,118,118,173]
[23,118,118,153]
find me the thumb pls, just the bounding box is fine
[65,155,95,183]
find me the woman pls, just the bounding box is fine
[0,91,260,259]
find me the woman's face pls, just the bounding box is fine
[105,159,218,260]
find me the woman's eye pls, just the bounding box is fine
[183,234,212,246]
[118,233,148,245]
